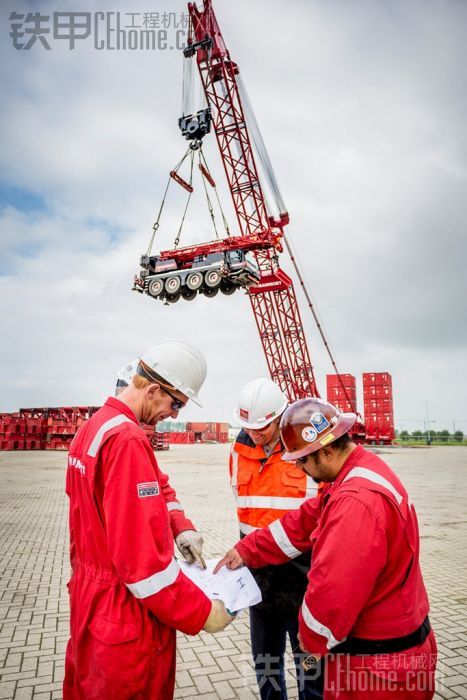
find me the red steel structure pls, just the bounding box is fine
[186,0,318,401]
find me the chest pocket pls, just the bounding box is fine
[237,463,255,488]
[280,467,305,496]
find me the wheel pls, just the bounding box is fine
[202,286,219,298]
[164,276,181,294]
[204,270,221,288]
[220,281,236,295]
[165,292,181,304]
[147,278,164,297]
[186,272,203,291]
[181,288,197,301]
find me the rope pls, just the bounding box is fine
[282,234,354,405]
[146,175,171,256]
[173,150,195,248]
[199,148,231,237]
[198,150,219,239]
[146,148,192,256]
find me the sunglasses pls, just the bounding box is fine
[247,421,276,434]
[159,383,187,411]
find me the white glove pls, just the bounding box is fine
[176,530,204,564]
[203,599,235,633]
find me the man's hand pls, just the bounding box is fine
[203,599,235,633]
[213,547,244,574]
[176,530,205,567]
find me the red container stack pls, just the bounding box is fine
[185,422,229,443]
[43,407,100,450]
[363,373,395,444]
[167,431,195,444]
[0,413,27,450]
[0,406,99,451]
[0,407,174,451]
[326,374,357,414]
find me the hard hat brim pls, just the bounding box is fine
[283,413,357,460]
[233,408,284,430]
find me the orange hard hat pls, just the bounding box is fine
[280,398,357,460]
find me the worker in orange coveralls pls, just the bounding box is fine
[115,359,206,567]
[230,378,323,699]
[63,341,234,700]
[216,398,437,699]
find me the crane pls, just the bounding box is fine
[134,0,360,415]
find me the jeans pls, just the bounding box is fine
[250,605,324,700]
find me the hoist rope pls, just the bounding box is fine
[283,234,354,404]
[173,149,195,248]
[237,73,287,218]
[199,147,231,237]
[198,149,219,239]
[146,147,192,255]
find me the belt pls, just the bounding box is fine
[332,616,431,655]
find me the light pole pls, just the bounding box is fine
[425,401,435,445]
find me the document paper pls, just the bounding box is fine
[178,558,262,613]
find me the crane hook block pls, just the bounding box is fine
[179,108,212,143]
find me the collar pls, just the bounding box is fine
[330,444,366,491]
[263,438,282,459]
[104,396,140,425]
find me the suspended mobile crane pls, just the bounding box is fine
[134,0,366,432]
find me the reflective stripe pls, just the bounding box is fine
[301,599,345,650]
[236,495,306,510]
[230,447,239,498]
[343,467,403,505]
[306,476,319,499]
[88,415,134,457]
[167,501,184,512]
[269,519,303,559]
[126,558,180,599]
[239,521,258,535]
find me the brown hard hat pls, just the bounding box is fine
[280,398,357,460]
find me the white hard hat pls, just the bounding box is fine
[116,359,138,394]
[139,341,207,406]
[234,377,288,429]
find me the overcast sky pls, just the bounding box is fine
[1,0,466,432]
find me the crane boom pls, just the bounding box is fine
[187,0,319,400]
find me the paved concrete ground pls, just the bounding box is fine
[0,445,466,699]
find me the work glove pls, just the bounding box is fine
[175,529,204,565]
[203,599,235,633]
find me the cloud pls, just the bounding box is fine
[1,0,466,430]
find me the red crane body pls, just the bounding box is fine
[187,0,319,401]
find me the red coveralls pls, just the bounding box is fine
[63,397,212,700]
[235,445,437,699]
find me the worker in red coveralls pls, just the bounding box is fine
[63,341,234,700]
[115,358,206,566]
[215,398,437,699]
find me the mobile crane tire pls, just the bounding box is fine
[148,279,164,297]
[204,270,221,288]
[166,292,181,304]
[186,272,203,291]
[220,281,236,295]
[181,288,197,301]
[165,276,182,294]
